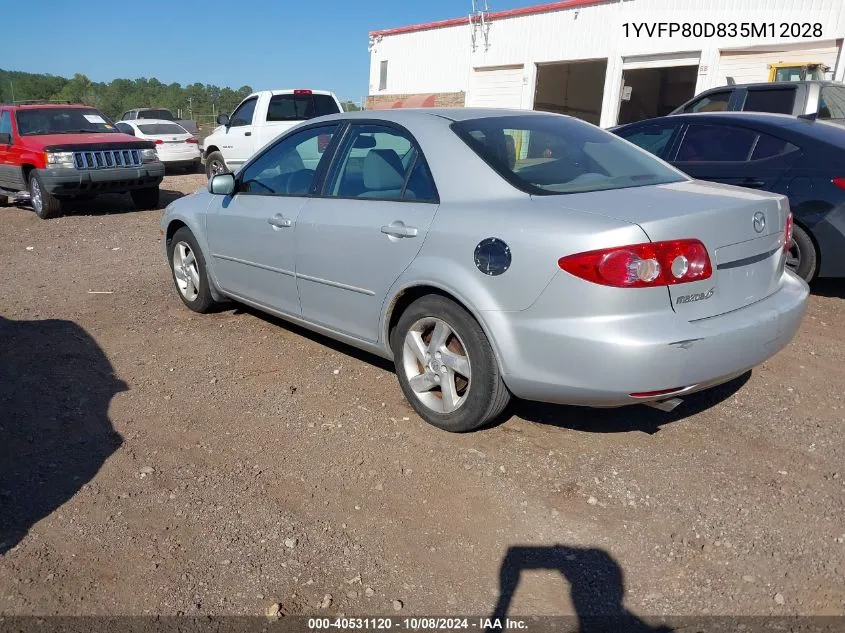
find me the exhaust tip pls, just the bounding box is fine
[644,397,684,413]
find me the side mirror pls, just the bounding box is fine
[0,132,11,145]
[216,113,230,126]
[208,173,236,196]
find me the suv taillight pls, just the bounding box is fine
[559,239,712,288]
[783,212,794,253]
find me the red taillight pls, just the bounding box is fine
[832,177,845,190]
[186,137,199,144]
[294,89,313,95]
[783,212,794,253]
[154,139,163,145]
[558,239,712,288]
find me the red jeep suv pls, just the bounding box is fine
[0,102,165,219]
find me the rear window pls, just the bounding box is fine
[266,94,340,122]
[742,88,796,114]
[452,115,685,195]
[138,109,174,120]
[818,85,845,121]
[137,123,188,135]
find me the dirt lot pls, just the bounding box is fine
[1,174,844,622]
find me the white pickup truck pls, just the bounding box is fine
[202,89,343,178]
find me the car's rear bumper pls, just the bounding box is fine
[488,270,809,407]
[38,163,165,196]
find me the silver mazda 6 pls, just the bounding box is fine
[161,108,809,432]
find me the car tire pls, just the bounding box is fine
[205,151,228,179]
[0,194,9,207]
[787,224,817,283]
[167,227,217,313]
[131,187,160,210]
[392,295,511,433]
[29,172,63,219]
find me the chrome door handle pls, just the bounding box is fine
[381,222,418,238]
[268,214,292,228]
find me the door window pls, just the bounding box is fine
[742,88,796,114]
[818,85,845,120]
[616,123,679,158]
[238,124,338,195]
[0,111,12,138]
[683,90,732,113]
[326,124,437,201]
[230,97,258,127]
[676,124,756,162]
[115,122,135,136]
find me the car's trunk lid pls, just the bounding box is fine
[535,179,789,320]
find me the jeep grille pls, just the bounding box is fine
[73,150,142,169]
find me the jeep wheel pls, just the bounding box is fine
[131,187,160,210]
[205,151,228,179]
[30,172,64,219]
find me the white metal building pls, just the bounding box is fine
[367,0,845,127]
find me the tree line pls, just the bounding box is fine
[0,69,360,122]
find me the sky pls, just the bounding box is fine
[0,0,548,105]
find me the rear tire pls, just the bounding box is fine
[131,187,160,210]
[205,151,228,179]
[392,295,510,433]
[787,224,817,282]
[167,227,217,313]
[30,172,63,219]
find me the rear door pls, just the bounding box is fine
[295,122,439,342]
[670,122,801,191]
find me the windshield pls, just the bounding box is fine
[452,114,686,195]
[818,86,845,121]
[266,94,341,121]
[137,123,188,135]
[15,108,117,136]
[138,109,175,120]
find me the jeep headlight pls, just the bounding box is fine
[140,148,159,163]
[45,151,75,169]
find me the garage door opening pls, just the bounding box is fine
[533,59,607,126]
[617,66,698,125]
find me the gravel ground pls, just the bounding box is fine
[1,173,844,620]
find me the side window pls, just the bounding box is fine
[676,124,757,162]
[818,86,845,120]
[326,124,437,201]
[750,133,798,160]
[239,124,338,195]
[617,124,679,158]
[230,97,258,127]
[121,112,131,120]
[115,122,135,136]
[742,88,796,114]
[683,90,732,113]
[0,111,12,137]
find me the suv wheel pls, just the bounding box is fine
[131,187,160,210]
[392,295,511,432]
[30,172,63,219]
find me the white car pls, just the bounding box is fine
[201,89,343,178]
[115,119,201,172]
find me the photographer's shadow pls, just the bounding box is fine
[488,545,674,633]
[0,316,126,555]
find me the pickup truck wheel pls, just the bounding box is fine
[131,187,160,210]
[30,172,64,219]
[205,151,228,179]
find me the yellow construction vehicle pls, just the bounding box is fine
[768,62,831,82]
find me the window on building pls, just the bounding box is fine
[742,88,796,115]
[379,61,388,91]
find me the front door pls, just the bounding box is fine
[295,123,440,342]
[0,110,20,191]
[221,96,258,170]
[205,124,340,317]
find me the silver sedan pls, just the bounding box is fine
[161,108,809,432]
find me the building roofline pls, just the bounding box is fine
[368,0,613,38]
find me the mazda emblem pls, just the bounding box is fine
[753,211,766,234]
